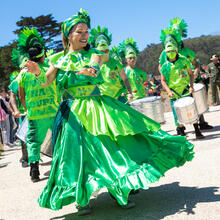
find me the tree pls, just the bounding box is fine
[14,14,63,52]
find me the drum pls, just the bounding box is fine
[15,116,28,143]
[40,129,52,158]
[193,83,208,115]
[130,96,165,123]
[174,97,198,124]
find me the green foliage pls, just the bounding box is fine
[136,35,220,75]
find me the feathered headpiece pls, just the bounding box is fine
[110,46,122,62]
[160,27,182,50]
[89,26,112,50]
[9,71,19,83]
[17,27,45,59]
[62,8,90,38]
[11,48,27,69]
[119,38,139,59]
[169,17,188,38]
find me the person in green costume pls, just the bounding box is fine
[159,18,213,130]
[17,27,59,182]
[26,9,194,216]
[119,39,148,100]
[89,26,133,99]
[9,51,28,167]
[159,27,204,139]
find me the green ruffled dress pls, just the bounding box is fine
[38,49,194,210]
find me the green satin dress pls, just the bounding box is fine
[38,48,194,210]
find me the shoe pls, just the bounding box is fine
[21,160,28,168]
[195,131,205,139]
[176,127,186,136]
[120,200,136,209]
[199,123,213,130]
[30,163,40,182]
[76,204,92,216]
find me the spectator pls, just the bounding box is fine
[207,55,220,106]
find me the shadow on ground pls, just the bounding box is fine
[50,182,220,220]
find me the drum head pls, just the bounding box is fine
[193,83,204,92]
[174,97,194,108]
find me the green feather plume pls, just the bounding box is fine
[9,71,19,83]
[11,48,27,69]
[110,46,122,62]
[169,17,188,38]
[89,26,112,48]
[17,27,45,58]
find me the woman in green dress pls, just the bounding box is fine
[26,9,194,216]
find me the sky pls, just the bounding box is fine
[1,0,220,51]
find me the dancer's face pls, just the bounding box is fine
[68,23,89,50]
[126,57,136,68]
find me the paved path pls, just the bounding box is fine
[0,106,220,220]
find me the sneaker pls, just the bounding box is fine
[76,204,92,216]
[30,163,40,182]
[199,123,213,130]
[120,200,136,209]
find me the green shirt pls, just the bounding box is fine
[99,57,124,98]
[124,66,147,100]
[49,49,104,98]
[18,62,58,120]
[8,70,26,114]
[160,55,192,99]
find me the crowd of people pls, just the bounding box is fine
[0,10,219,216]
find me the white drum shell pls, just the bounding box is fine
[174,97,198,124]
[130,96,165,123]
[193,83,208,115]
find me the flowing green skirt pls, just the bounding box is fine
[38,95,194,210]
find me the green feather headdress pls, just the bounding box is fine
[160,27,182,48]
[11,48,27,69]
[89,26,112,50]
[110,46,122,62]
[119,38,139,59]
[9,71,19,83]
[169,17,188,38]
[17,27,45,59]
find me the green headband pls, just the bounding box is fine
[62,8,91,38]
[165,43,178,52]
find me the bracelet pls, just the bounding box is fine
[90,62,100,73]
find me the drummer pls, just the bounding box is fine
[119,38,148,101]
[8,68,28,168]
[159,28,204,139]
[17,28,59,182]
[159,17,213,130]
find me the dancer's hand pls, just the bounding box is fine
[77,68,97,77]
[13,110,21,118]
[25,60,41,76]
[189,87,194,94]
[128,93,133,101]
[168,91,174,98]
